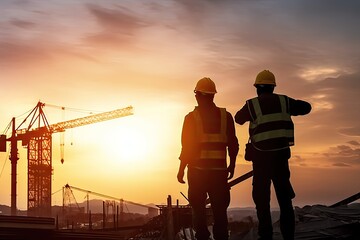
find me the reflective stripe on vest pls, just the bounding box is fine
[192,107,227,170]
[248,95,294,150]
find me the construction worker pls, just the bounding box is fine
[177,77,239,240]
[235,70,311,240]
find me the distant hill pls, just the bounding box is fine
[227,207,256,222]
[0,205,10,215]
[0,205,27,216]
[228,207,280,223]
[0,200,158,216]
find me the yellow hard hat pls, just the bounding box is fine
[254,70,276,86]
[194,77,217,94]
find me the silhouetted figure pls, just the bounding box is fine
[235,70,311,240]
[177,77,239,240]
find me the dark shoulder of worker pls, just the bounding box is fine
[288,97,312,116]
[225,111,237,137]
[225,111,239,155]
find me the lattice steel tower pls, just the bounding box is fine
[1,101,133,217]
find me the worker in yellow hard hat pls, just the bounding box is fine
[177,77,239,240]
[193,77,217,94]
[235,70,312,240]
[254,69,277,86]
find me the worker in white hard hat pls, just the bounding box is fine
[177,77,239,240]
[235,70,312,240]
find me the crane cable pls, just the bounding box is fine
[47,103,103,165]
[60,107,65,164]
[2,107,34,135]
[44,103,105,115]
[52,188,63,195]
[45,102,117,164]
[2,120,12,135]
[0,149,9,180]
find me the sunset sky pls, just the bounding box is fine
[1,0,359,212]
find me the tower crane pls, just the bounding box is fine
[0,101,133,217]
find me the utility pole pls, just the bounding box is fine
[9,118,19,216]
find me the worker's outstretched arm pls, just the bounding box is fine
[290,99,312,116]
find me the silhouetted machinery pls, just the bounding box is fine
[64,184,159,218]
[0,101,133,217]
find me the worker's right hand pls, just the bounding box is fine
[177,171,186,184]
[227,163,235,180]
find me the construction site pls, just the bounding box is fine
[0,101,359,240]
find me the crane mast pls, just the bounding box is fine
[1,102,133,217]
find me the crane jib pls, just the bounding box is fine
[15,105,134,135]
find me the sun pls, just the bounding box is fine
[100,117,157,167]
[113,127,150,163]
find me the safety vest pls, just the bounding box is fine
[192,107,228,170]
[247,94,294,151]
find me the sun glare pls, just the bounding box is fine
[100,118,158,168]
[113,128,150,163]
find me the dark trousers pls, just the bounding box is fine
[252,153,295,240]
[187,168,230,240]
